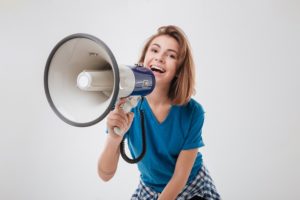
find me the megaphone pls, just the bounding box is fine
[44,33,155,163]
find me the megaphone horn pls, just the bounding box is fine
[44,33,155,129]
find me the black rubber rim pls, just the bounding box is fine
[44,33,119,127]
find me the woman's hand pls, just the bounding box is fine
[98,98,134,181]
[106,98,134,141]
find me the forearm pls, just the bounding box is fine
[158,149,198,200]
[158,175,188,200]
[98,134,122,181]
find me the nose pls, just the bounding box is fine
[154,53,164,63]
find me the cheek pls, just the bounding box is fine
[143,55,152,66]
[169,61,179,74]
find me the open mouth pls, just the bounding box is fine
[150,65,166,73]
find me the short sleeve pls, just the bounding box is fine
[182,103,205,150]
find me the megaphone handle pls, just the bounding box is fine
[113,96,141,136]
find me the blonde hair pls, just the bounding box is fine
[138,25,196,105]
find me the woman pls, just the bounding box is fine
[98,25,221,200]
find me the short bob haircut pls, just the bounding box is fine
[138,25,196,105]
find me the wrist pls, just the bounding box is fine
[107,132,123,145]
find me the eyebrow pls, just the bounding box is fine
[151,43,178,54]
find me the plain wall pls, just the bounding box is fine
[0,0,299,199]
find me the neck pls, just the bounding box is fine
[146,84,171,106]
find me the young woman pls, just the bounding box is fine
[98,25,221,200]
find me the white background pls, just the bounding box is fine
[0,0,299,199]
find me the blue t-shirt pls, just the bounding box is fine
[125,98,205,193]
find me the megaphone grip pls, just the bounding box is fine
[113,127,123,136]
[113,96,141,136]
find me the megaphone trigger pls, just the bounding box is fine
[120,96,141,113]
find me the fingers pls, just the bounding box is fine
[115,98,127,111]
[107,110,134,133]
[107,113,127,131]
[106,97,136,136]
[110,110,128,124]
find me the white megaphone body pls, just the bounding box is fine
[44,33,155,132]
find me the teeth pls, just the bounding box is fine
[151,65,165,73]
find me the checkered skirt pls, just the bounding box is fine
[131,165,221,200]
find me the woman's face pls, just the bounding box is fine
[143,35,179,87]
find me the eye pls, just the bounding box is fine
[150,48,158,53]
[168,53,177,59]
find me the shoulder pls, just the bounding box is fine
[181,98,205,116]
[174,98,205,124]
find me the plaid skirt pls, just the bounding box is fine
[131,165,221,200]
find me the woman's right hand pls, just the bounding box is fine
[106,98,134,141]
